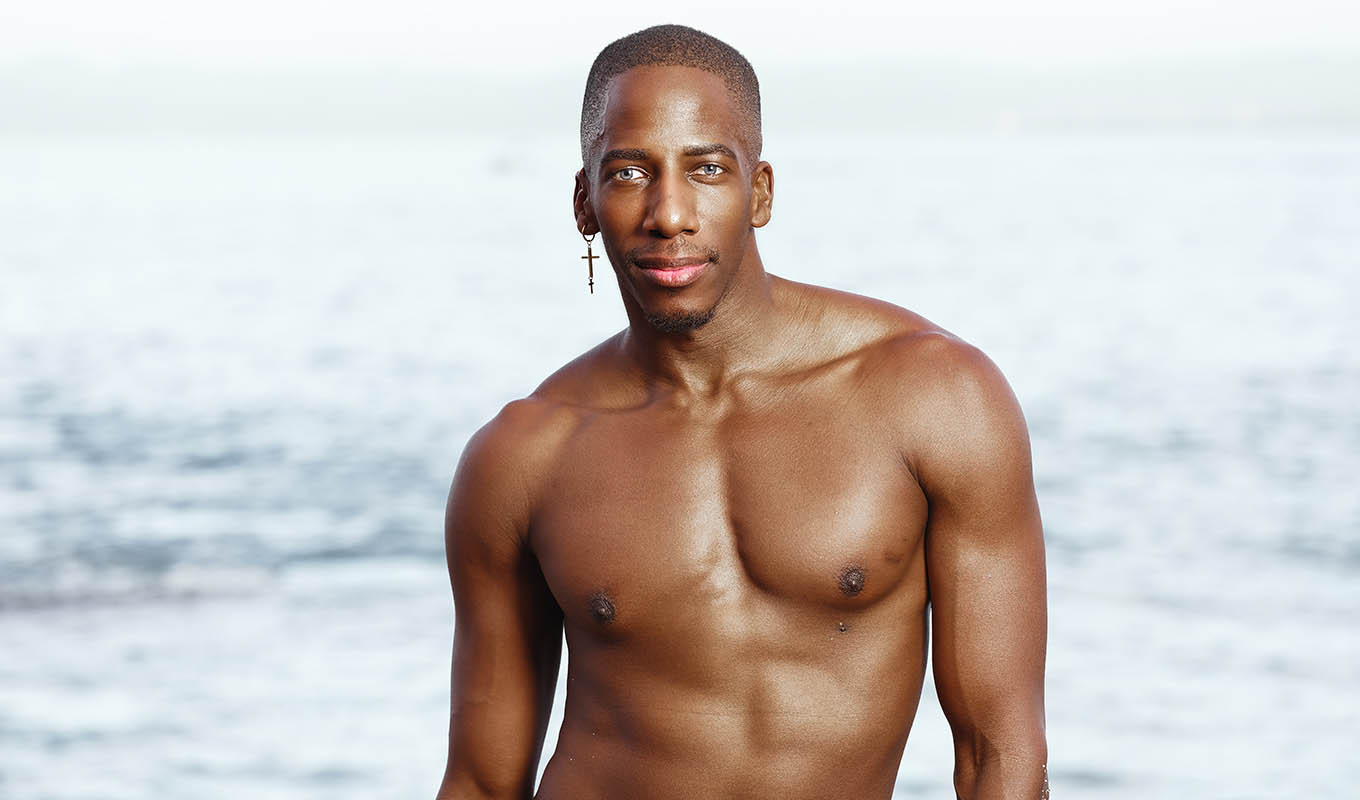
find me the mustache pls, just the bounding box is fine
[624,246,720,266]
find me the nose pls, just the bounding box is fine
[643,170,699,238]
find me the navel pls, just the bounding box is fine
[838,565,866,598]
[587,591,616,624]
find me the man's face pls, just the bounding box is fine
[575,65,771,333]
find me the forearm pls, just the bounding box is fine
[436,706,549,800]
[953,737,1049,799]
[435,765,534,800]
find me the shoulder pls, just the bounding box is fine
[447,394,580,550]
[457,395,578,486]
[787,280,1029,490]
[449,333,630,537]
[875,332,1031,502]
[869,326,1015,414]
[461,332,629,474]
[777,277,937,353]
[782,278,1002,395]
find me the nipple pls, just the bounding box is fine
[838,566,866,598]
[587,591,616,624]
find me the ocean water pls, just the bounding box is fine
[1,130,1357,798]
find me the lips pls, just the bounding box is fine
[632,256,711,288]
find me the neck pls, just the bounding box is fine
[618,244,789,398]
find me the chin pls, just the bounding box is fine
[643,306,716,334]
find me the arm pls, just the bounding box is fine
[914,341,1048,799]
[436,405,563,800]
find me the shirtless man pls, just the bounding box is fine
[436,25,1047,800]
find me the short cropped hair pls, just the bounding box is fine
[579,24,762,165]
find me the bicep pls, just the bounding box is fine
[439,423,563,799]
[915,349,1047,758]
[927,493,1046,742]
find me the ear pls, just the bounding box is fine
[749,160,773,228]
[574,169,599,236]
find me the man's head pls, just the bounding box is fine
[574,26,772,336]
[579,25,762,167]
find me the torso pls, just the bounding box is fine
[526,280,940,799]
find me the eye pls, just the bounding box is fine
[695,163,725,177]
[613,166,647,182]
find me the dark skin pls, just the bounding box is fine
[437,65,1047,799]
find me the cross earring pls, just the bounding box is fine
[581,232,598,294]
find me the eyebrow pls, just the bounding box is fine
[600,148,649,164]
[599,143,739,165]
[682,143,739,160]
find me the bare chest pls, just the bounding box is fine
[530,396,928,636]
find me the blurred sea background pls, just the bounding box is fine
[2,3,1359,798]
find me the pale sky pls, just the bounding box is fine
[5,0,1360,68]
